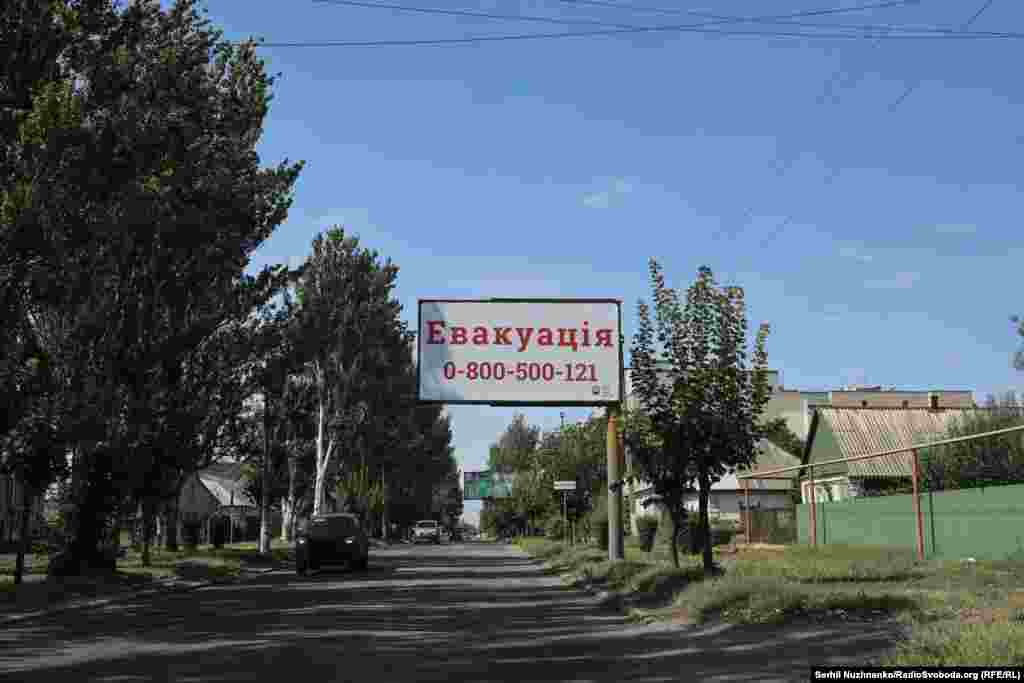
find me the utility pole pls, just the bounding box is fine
[607,404,624,561]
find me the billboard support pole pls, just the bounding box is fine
[607,404,624,561]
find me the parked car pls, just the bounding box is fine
[295,513,369,575]
[412,519,441,544]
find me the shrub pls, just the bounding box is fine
[595,518,610,550]
[545,515,566,540]
[636,515,659,552]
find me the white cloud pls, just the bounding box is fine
[582,177,633,209]
[862,271,921,290]
[838,246,873,263]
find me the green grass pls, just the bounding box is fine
[882,621,1024,666]
[518,535,1024,665]
[0,540,291,612]
[725,544,922,583]
[671,574,920,625]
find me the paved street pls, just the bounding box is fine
[0,542,901,682]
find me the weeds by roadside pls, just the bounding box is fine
[0,540,290,613]
[515,536,1024,666]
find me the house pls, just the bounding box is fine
[627,439,801,533]
[176,461,281,545]
[621,365,978,529]
[762,382,975,442]
[798,405,987,504]
[0,473,45,546]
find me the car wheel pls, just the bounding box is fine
[355,555,368,571]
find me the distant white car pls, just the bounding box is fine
[412,520,441,544]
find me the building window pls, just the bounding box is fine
[902,400,909,408]
[861,400,868,407]
[929,394,939,409]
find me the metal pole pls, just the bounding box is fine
[744,480,751,546]
[808,466,817,548]
[911,449,925,561]
[607,404,624,561]
[562,491,567,545]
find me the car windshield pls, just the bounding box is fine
[308,515,359,538]
[416,521,437,528]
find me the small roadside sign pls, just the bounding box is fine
[553,481,577,491]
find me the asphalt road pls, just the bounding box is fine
[0,542,901,682]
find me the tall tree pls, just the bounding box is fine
[294,227,404,516]
[626,261,771,571]
[3,0,303,570]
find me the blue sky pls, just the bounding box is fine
[213,0,1024,525]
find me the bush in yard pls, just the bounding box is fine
[636,515,659,552]
[545,515,566,540]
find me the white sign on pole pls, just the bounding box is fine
[417,299,623,406]
[553,481,577,491]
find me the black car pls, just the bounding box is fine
[295,513,369,575]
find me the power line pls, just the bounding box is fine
[888,0,997,110]
[552,0,990,37]
[309,0,919,35]
[257,23,1024,48]
[258,0,1024,47]
[313,0,639,29]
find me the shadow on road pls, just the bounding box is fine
[0,543,902,682]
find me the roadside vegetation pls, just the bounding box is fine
[515,536,1024,665]
[0,539,293,614]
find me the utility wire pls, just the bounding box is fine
[313,0,640,29]
[553,0,991,37]
[310,0,917,34]
[889,0,997,109]
[259,0,1024,47]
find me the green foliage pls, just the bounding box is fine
[335,462,384,523]
[922,394,1024,491]
[626,260,771,571]
[762,418,806,459]
[545,514,566,540]
[487,413,540,474]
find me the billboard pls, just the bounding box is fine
[417,299,623,406]
[463,470,513,501]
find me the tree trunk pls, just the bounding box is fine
[109,507,122,558]
[13,481,34,585]
[381,470,389,542]
[164,494,180,552]
[313,392,330,517]
[699,476,714,573]
[68,448,113,571]
[141,500,156,568]
[668,513,681,569]
[281,450,299,542]
[260,391,273,556]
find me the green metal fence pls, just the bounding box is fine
[797,482,1024,560]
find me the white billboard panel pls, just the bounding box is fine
[417,299,622,405]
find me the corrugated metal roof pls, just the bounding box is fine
[198,462,258,508]
[631,438,799,493]
[813,407,993,478]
